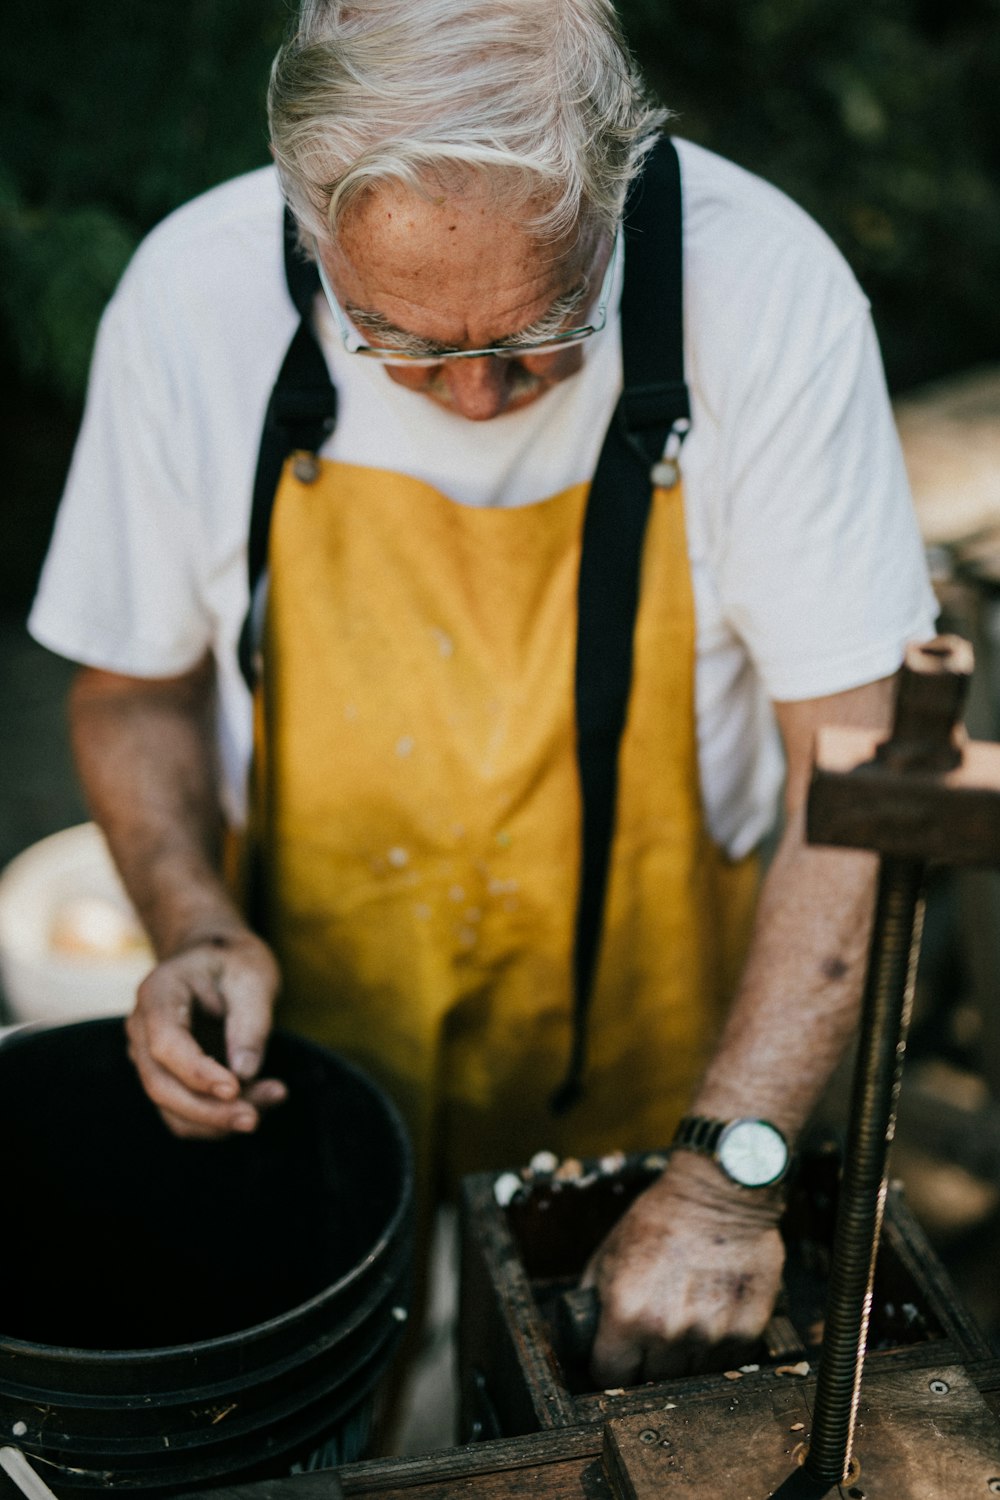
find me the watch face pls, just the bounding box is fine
[717,1119,788,1187]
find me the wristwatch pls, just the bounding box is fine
[671,1115,789,1188]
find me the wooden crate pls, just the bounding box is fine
[458,1140,993,1443]
[168,1140,1000,1500]
[178,1363,1000,1500]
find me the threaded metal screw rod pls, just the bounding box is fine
[804,856,925,1487]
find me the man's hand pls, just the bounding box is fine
[68,661,288,1139]
[126,928,286,1139]
[581,1152,785,1386]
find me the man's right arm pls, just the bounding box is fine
[69,659,286,1137]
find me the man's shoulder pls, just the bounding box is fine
[107,166,288,336]
[133,166,284,269]
[104,166,293,362]
[673,138,869,407]
[674,137,855,278]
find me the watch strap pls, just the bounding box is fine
[673,1115,728,1156]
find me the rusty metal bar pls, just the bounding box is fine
[804,638,977,1486]
[804,856,925,1486]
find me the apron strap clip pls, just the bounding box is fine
[650,417,692,490]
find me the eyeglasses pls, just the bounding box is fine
[314,230,620,367]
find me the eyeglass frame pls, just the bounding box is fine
[313,228,621,367]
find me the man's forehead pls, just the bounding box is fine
[332,177,593,288]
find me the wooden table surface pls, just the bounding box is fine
[176,1356,1000,1500]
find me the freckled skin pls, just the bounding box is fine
[821,954,849,980]
[317,180,610,422]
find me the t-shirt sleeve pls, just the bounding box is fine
[715,302,939,703]
[29,262,212,677]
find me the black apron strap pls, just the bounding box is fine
[551,135,690,1112]
[238,210,338,687]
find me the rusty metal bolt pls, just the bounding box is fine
[292,454,321,485]
[928,1378,950,1395]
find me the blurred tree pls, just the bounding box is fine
[619,0,1000,390]
[0,0,286,609]
[1,0,998,607]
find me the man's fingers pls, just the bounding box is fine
[589,1288,655,1387]
[590,1329,643,1388]
[158,1104,253,1141]
[131,1000,241,1100]
[643,1337,704,1382]
[243,1076,289,1108]
[134,1048,262,1134]
[591,1317,757,1387]
[126,933,283,1137]
[590,1307,690,1387]
[221,944,280,1081]
[145,1067,286,1139]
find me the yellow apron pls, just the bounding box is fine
[252,456,757,1199]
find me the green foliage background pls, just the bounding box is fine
[1,0,998,608]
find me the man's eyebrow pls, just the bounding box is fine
[493,280,590,348]
[344,277,591,355]
[344,305,449,356]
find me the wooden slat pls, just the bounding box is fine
[177,1428,611,1500]
[177,1359,1000,1500]
[602,1363,1000,1499]
[459,1175,578,1435]
[880,1187,994,1359]
[180,1476,346,1500]
[338,1426,603,1494]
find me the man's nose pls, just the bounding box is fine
[443,357,511,421]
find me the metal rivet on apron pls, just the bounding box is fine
[650,458,679,489]
[650,417,690,491]
[292,453,321,485]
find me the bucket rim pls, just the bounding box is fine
[0,1019,414,1365]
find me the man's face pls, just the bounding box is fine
[317,181,611,422]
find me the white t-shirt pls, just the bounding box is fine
[30,139,937,855]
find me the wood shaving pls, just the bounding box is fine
[723,1370,743,1380]
[493,1172,522,1207]
[529,1150,559,1175]
[789,1422,805,1432]
[775,1361,811,1378]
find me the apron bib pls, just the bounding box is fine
[242,138,757,1205]
[253,458,756,1193]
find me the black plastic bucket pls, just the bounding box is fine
[0,1018,412,1493]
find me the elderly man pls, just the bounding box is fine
[31,0,935,1388]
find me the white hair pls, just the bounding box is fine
[268,0,669,246]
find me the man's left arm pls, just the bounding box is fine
[583,672,896,1386]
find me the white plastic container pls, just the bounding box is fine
[0,823,152,1025]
